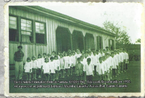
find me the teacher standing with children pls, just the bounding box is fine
[14,45,24,81]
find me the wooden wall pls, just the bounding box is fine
[9,7,115,64]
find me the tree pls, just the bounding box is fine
[135,38,141,44]
[103,21,131,44]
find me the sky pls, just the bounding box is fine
[40,2,143,43]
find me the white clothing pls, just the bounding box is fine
[63,56,69,69]
[37,58,43,68]
[68,56,73,68]
[80,58,87,72]
[53,60,60,70]
[43,62,50,74]
[59,58,64,69]
[31,60,38,69]
[75,54,82,58]
[24,61,32,73]
[85,62,94,76]
[71,56,76,66]
[49,61,55,73]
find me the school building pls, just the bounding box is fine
[9,6,116,64]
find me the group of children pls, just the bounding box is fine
[24,48,129,82]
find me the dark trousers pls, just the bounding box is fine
[112,69,115,77]
[50,73,55,81]
[86,75,93,81]
[44,74,50,80]
[94,66,97,75]
[37,68,42,77]
[55,70,59,80]
[65,69,70,76]
[126,64,128,70]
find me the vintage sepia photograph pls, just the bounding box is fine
[4,2,144,97]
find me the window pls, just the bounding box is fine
[9,16,46,44]
[21,18,33,43]
[35,22,46,44]
[9,16,19,42]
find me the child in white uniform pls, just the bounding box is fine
[107,54,113,80]
[75,57,83,81]
[114,52,119,76]
[115,51,120,75]
[85,58,94,81]
[68,52,73,76]
[42,57,50,80]
[49,57,55,81]
[103,56,108,80]
[42,53,47,66]
[59,53,65,78]
[81,53,88,82]
[111,53,117,78]
[124,50,129,70]
[93,51,100,76]
[53,55,60,80]
[24,57,32,80]
[97,57,104,80]
[72,52,77,75]
[63,52,69,77]
[31,56,38,80]
[37,54,43,79]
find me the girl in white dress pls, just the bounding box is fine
[24,57,32,80]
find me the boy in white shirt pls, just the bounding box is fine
[37,54,43,79]
[114,52,119,76]
[75,57,83,81]
[24,57,32,80]
[59,53,65,78]
[31,56,38,80]
[93,50,100,76]
[68,52,73,76]
[49,57,55,81]
[42,53,47,65]
[111,53,116,78]
[72,52,77,75]
[42,57,50,80]
[85,58,94,81]
[124,50,129,71]
[63,52,69,77]
[115,51,120,75]
[108,54,113,80]
[103,56,108,81]
[80,53,88,82]
[120,50,124,72]
[97,57,104,80]
[53,55,60,80]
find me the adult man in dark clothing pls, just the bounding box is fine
[14,45,24,80]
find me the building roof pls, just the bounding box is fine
[10,6,115,37]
